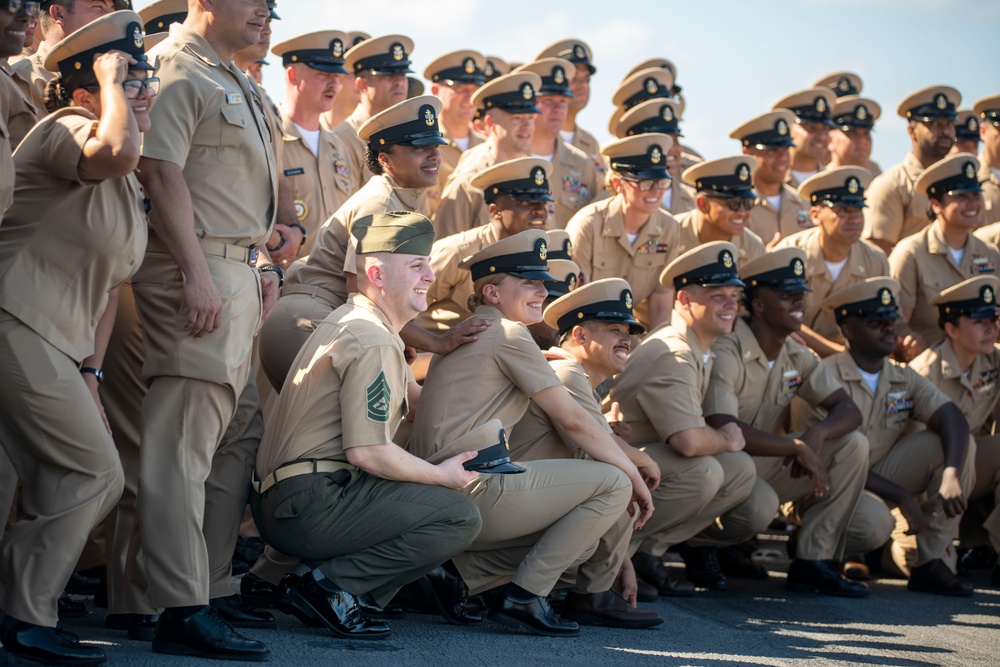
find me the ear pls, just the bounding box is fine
[482,283,501,305]
[365,261,384,288]
[676,289,691,308]
[430,83,441,96]
[71,87,96,113]
[695,193,710,213]
[49,3,65,24]
[488,202,501,220]
[355,75,368,92]
[929,196,944,215]
[906,121,918,142]
[942,320,959,341]
[571,324,587,345]
[809,204,823,224]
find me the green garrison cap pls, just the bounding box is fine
[351,211,435,256]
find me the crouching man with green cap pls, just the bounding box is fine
[250,211,483,640]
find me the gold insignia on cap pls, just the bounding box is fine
[722,251,734,268]
[391,44,404,61]
[838,76,850,92]
[793,258,805,276]
[815,97,827,113]
[848,177,860,194]
[74,62,82,70]
[968,117,979,131]
[777,119,789,135]
[533,167,545,186]
[566,240,573,255]
[935,93,948,110]
[553,67,565,85]
[424,107,435,127]
[567,274,578,291]
[879,288,891,306]
[662,105,673,122]
[332,39,343,58]
[965,162,976,180]
[650,146,662,164]
[574,44,585,59]
[856,105,868,120]
[738,164,750,182]
[500,429,508,447]
[132,25,143,49]
[986,287,995,304]
[644,77,658,95]
[538,241,548,261]
[521,83,533,100]
[624,291,633,311]
[484,62,495,77]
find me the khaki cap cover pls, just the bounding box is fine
[914,153,981,197]
[812,71,863,97]
[660,241,742,290]
[896,85,961,120]
[542,277,643,334]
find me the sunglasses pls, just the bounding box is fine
[4,0,39,15]
[707,195,755,211]
[620,176,671,192]
[83,77,160,100]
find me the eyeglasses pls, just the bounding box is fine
[920,119,955,132]
[122,77,159,98]
[4,0,40,16]
[620,176,671,192]
[707,195,755,211]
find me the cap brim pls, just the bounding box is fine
[307,63,349,74]
[942,182,984,196]
[400,135,449,148]
[506,192,555,203]
[370,66,414,75]
[965,306,999,320]
[494,104,541,115]
[131,58,156,72]
[702,277,747,289]
[765,280,812,292]
[752,138,795,149]
[268,9,280,19]
[508,269,556,281]
[631,168,671,180]
[468,461,526,474]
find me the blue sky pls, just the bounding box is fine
[136,0,1000,168]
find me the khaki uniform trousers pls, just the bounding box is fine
[848,432,977,569]
[251,471,481,607]
[453,459,631,597]
[630,448,762,557]
[258,289,340,392]
[963,434,1000,553]
[0,312,125,626]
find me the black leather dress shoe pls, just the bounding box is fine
[105,613,131,631]
[358,594,406,619]
[632,552,696,597]
[209,594,276,628]
[718,545,769,580]
[676,544,727,590]
[786,559,869,598]
[58,593,88,619]
[908,559,974,597]
[635,578,659,603]
[127,614,160,641]
[288,572,392,640]
[562,590,663,629]
[417,566,483,626]
[239,572,281,610]
[152,606,269,661]
[0,615,106,666]
[276,573,324,627]
[489,593,580,637]
[66,571,103,597]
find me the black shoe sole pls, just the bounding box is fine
[416,577,483,626]
[4,649,106,666]
[906,583,974,597]
[785,581,869,598]
[151,639,270,662]
[488,609,580,637]
[286,589,392,640]
[561,611,663,629]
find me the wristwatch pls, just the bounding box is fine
[288,222,308,248]
[259,263,284,288]
[80,367,105,383]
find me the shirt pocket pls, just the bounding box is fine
[217,105,247,165]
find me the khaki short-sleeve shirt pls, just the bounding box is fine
[609,310,712,445]
[508,349,611,462]
[429,126,484,218]
[776,227,890,343]
[910,339,1000,436]
[978,154,1000,227]
[705,319,842,433]
[674,209,767,263]
[1,58,39,148]
[664,179,696,216]
[546,138,601,229]
[142,25,277,247]
[413,222,500,332]
[746,183,811,243]
[432,168,491,241]
[255,293,408,478]
[796,352,950,465]
[565,195,680,328]
[9,42,51,117]
[448,141,494,182]
[280,110,353,257]
[0,108,147,362]
[328,105,370,196]
[863,152,930,247]
[889,222,1000,346]
[409,304,562,461]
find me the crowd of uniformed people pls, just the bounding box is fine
[1,0,1000,664]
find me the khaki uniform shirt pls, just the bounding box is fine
[329,105,371,197]
[746,183,811,243]
[0,108,147,362]
[974,221,1000,250]
[10,41,51,117]
[544,138,601,229]
[565,195,680,328]
[910,339,1000,437]
[979,153,1000,227]
[863,152,931,247]
[705,319,842,434]
[430,125,484,218]
[609,311,712,445]
[797,352,949,465]
[568,125,607,180]
[508,348,611,461]
[255,293,408,479]
[288,174,428,305]
[889,223,1000,346]
[280,109,353,257]
[664,180,696,216]
[785,164,824,191]
[433,166,492,241]
[413,222,500,332]
[409,304,562,461]
[674,209,767,263]
[776,227,890,344]
[448,141,495,182]
[1,58,39,148]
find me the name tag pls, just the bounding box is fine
[283,167,305,177]
[226,93,243,105]
[780,369,803,394]
[885,391,914,415]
